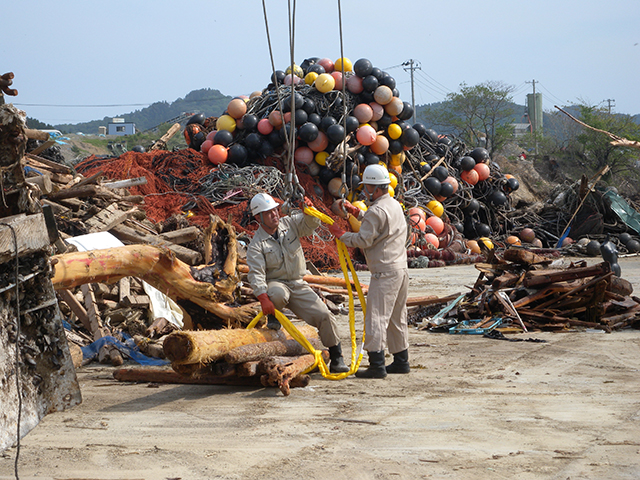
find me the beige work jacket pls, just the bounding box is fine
[246,212,320,297]
[340,193,407,273]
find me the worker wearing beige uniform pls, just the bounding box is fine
[246,193,349,373]
[329,164,409,378]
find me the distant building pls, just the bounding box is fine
[98,126,107,135]
[108,118,135,136]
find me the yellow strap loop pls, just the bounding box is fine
[247,206,366,380]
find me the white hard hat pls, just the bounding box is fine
[250,193,279,216]
[361,164,390,185]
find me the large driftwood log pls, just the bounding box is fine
[52,244,258,327]
[224,338,325,364]
[163,325,319,365]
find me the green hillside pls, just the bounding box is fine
[54,88,234,134]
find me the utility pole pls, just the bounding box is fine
[402,59,421,124]
[526,79,538,158]
[605,99,615,114]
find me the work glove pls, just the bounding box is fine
[257,293,275,316]
[301,196,314,210]
[328,223,346,239]
[342,200,361,218]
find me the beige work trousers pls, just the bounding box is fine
[364,269,409,354]
[267,280,340,348]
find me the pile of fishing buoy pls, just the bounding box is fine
[182,55,521,256]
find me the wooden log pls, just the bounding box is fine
[236,361,260,377]
[406,292,461,308]
[47,184,104,201]
[158,226,201,245]
[25,128,49,141]
[163,325,319,365]
[26,173,53,194]
[112,366,263,386]
[260,351,328,396]
[102,177,148,189]
[224,338,325,364]
[111,223,202,265]
[52,244,258,327]
[149,123,181,151]
[523,262,610,288]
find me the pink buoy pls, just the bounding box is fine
[426,216,444,235]
[200,139,213,154]
[294,146,314,165]
[331,71,343,90]
[258,118,273,135]
[356,125,377,146]
[353,103,374,123]
[369,102,384,121]
[346,75,363,94]
[425,233,440,248]
[308,131,329,152]
[317,57,334,73]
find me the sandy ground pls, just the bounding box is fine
[2,256,640,480]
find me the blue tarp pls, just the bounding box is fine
[80,333,169,366]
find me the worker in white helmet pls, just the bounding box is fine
[329,164,409,378]
[246,193,349,373]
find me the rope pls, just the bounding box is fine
[246,206,367,379]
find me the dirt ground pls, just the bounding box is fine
[2,256,640,480]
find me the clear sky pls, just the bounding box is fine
[4,0,640,126]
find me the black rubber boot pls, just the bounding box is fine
[355,350,387,378]
[386,349,410,374]
[266,314,281,330]
[328,343,349,373]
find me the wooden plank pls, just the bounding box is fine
[118,277,131,304]
[85,202,131,233]
[0,213,50,263]
[81,283,106,341]
[57,289,91,332]
[26,153,72,174]
[29,139,55,156]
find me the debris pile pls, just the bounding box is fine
[411,248,640,333]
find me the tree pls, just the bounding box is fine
[424,81,516,156]
[573,104,640,178]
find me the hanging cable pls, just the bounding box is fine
[337,0,350,208]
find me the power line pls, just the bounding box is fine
[415,70,451,95]
[536,83,566,105]
[13,103,151,108]
[413,77,448,101]
[414,71,450,97]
